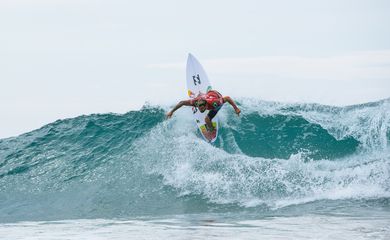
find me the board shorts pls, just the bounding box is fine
[207,105,222,120]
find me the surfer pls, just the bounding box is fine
[166,90,241,131]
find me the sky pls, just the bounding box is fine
[1,0,390,139]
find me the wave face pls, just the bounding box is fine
[0,99,389,222]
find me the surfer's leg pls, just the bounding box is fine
[207,105,221,121]
[205,108,219,131]
[205,116,214,131]
[207,110,218,120]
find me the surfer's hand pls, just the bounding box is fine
[166,111,173,119]
[235,108,241,116]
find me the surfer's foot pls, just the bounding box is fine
[206,125,214,132]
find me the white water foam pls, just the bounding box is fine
[134,107,390,209]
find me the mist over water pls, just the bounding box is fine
[0,98,389,223]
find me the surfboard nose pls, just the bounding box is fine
[187,53,195,65]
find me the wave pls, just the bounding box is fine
[0,98,389,222]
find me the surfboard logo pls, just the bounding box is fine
[192,74,201,85]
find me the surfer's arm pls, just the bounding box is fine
[223,96,241,116]
[166,100,193,118]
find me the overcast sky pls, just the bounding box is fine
[1,0,389,139]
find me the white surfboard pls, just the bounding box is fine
[186,53,219,142]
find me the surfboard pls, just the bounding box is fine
[186,53,219,143]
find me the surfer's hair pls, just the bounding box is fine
[195,99,207,107]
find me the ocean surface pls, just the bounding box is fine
[0,98,389,239]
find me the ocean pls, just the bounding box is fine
[0,98,389,239]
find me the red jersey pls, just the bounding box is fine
[191,90,224,110]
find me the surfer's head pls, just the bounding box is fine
[195,99,207,112]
